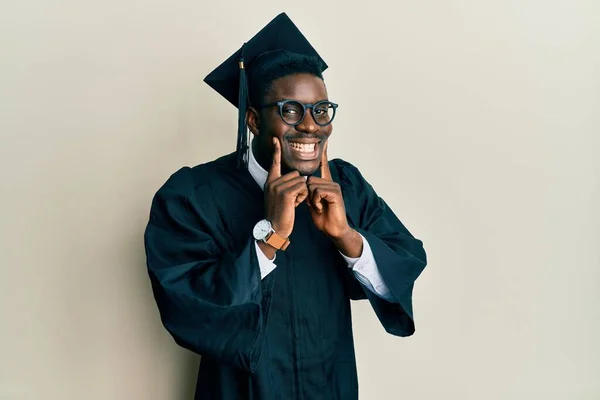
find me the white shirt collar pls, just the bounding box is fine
[248,139,269,190]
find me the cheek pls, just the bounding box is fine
[321,125,333,140]
[262,115,289,139]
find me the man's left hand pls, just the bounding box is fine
[307,142,351,240]
[308,143,363,258]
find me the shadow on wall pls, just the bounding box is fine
[177,352,201,399]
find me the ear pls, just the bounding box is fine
[246,107,260,137]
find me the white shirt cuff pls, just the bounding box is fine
[340,234,394,302]
[339,233,372,269]
[255,240,277,279]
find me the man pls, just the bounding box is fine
[144,12,427,400]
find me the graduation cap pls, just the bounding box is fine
[204,12,328,168]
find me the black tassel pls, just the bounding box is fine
[236,43,250,169]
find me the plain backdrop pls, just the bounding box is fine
[1,1,599,399]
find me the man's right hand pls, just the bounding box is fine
[263,137,308,239]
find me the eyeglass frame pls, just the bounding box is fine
[258,99,339,127]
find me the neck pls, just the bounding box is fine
[252,140,269,172]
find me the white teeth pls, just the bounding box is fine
[289,142,316,153]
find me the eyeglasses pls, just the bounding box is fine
[259,100,338,127]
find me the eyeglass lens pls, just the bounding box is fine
[280,101,335,126]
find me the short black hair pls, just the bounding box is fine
[248,54,324,107]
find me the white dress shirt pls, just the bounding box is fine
[248,141,393,301]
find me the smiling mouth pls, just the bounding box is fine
[287,140,320,160]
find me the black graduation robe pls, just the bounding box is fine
[144,152,427,400]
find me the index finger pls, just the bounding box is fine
[267,137,281,182]
[320,140,331,181]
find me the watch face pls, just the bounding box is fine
[253,220,272,241]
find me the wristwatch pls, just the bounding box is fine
[253,219,290,251]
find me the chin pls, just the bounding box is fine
[285,160,319,176]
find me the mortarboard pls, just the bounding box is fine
[204,12,328,168]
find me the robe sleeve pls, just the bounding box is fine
[336,160,428,337]
[144,167,273,373]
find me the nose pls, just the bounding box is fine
[295,109,319,134]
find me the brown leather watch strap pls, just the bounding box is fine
[265,231,290,251]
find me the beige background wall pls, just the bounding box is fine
[1,1,599,399]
